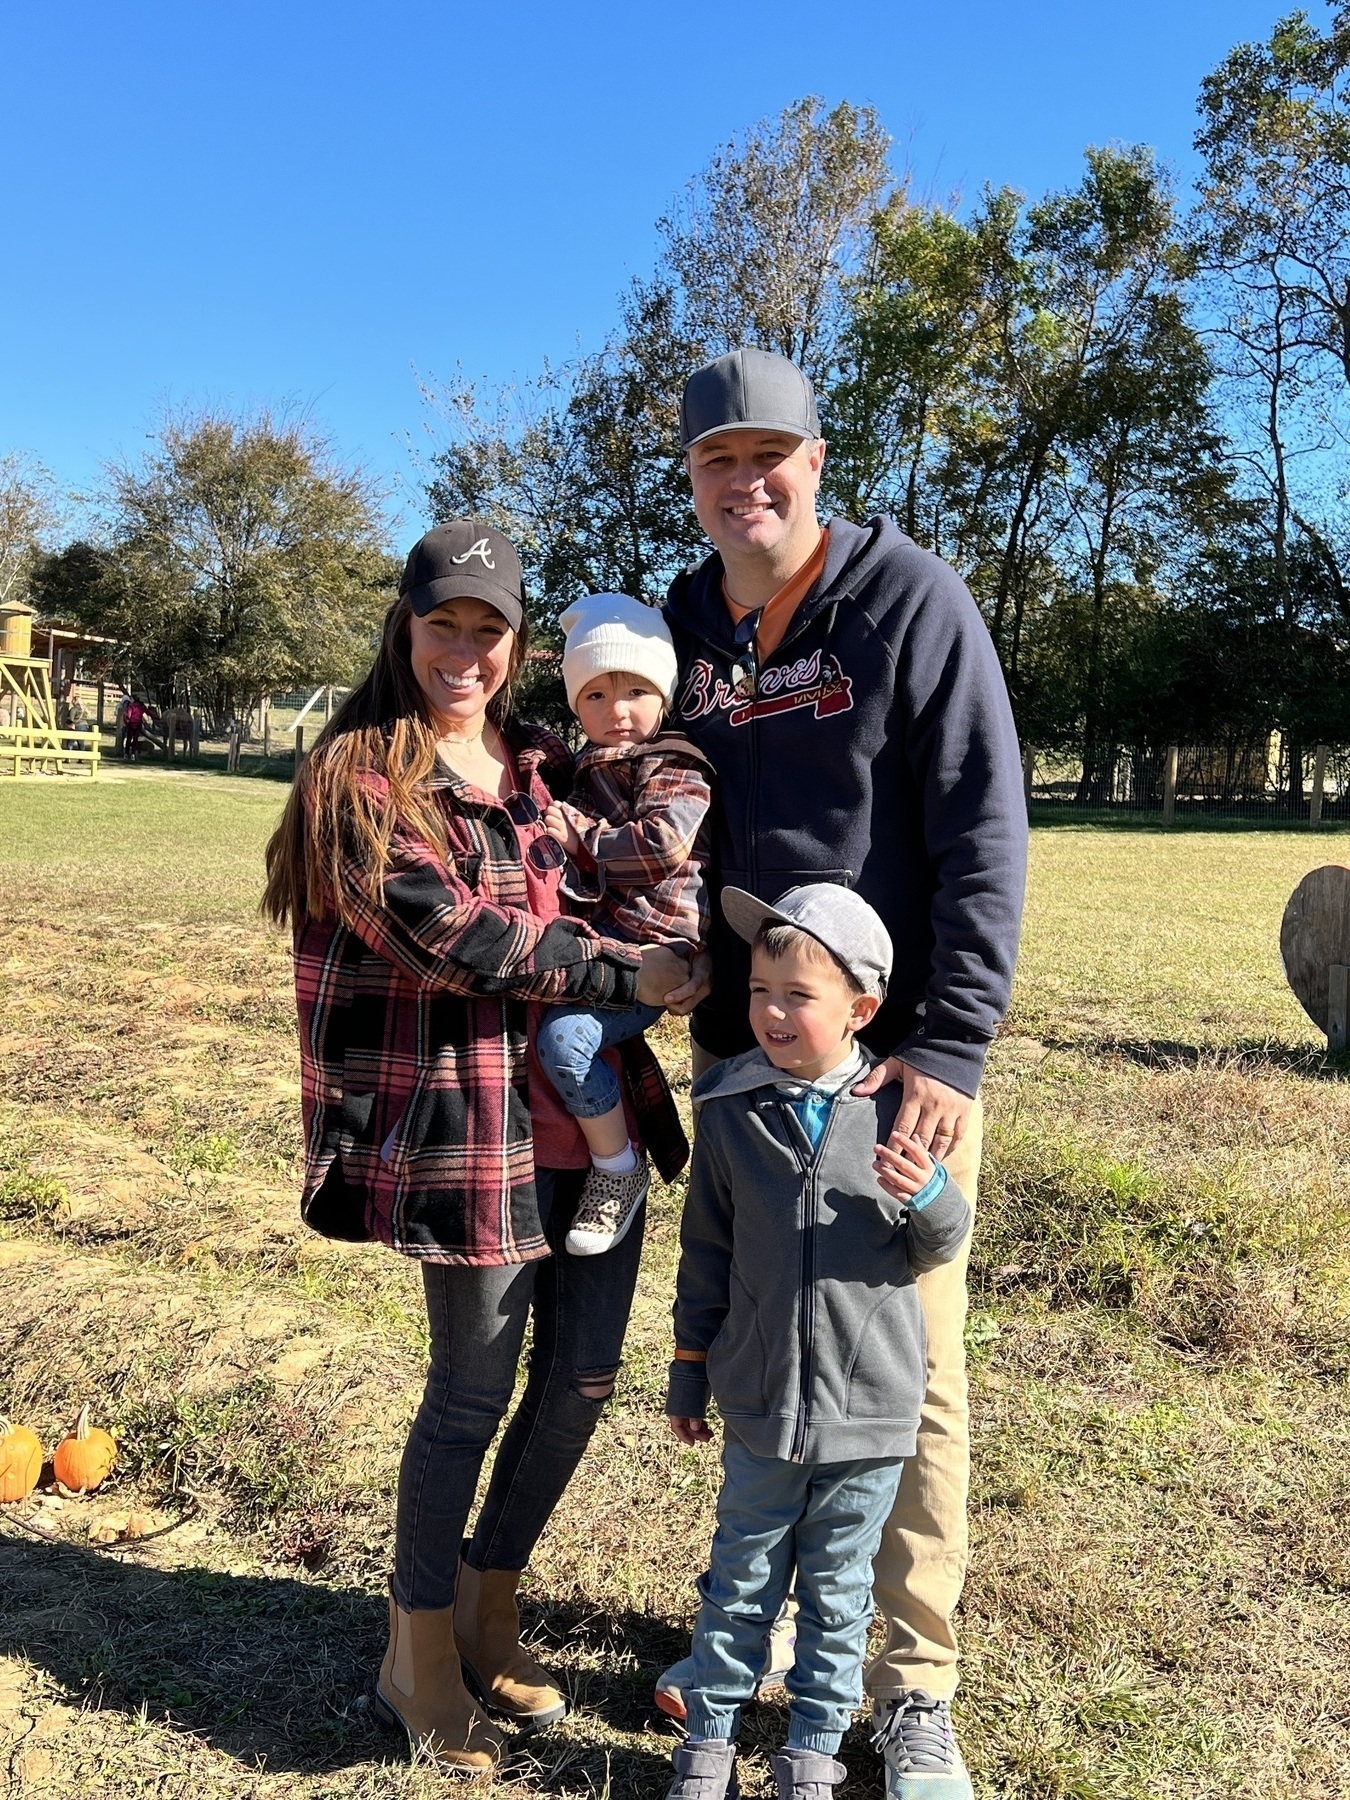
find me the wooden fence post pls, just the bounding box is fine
[1310,743,1328,827]
[1022,745,1035,810]
[1330,964,1349,1054]
[1162,745,1179,827]
[295,726,305,769]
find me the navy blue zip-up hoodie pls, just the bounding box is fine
[663,515,1027,1096]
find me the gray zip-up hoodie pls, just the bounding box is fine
[665,1048,971,1463]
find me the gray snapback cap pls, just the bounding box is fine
[680,347,821,451]
[723,882,892,998]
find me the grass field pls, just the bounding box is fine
[2,764,1348,1799]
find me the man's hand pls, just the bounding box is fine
[662,948,712,1016]
[669,1415,713,1446]
[637,944,691,1007]
[851,1057,973,1161]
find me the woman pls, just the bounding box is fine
[263,519,690,1771]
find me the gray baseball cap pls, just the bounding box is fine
[723,882,892,998]
[680,347,821,452]
[399,520,524,629]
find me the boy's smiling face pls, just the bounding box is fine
[748,937,879,1082]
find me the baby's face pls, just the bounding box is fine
[574,672,665,748]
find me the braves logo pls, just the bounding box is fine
[451,537,496,569]
[680,649,854,727]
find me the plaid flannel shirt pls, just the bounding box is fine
[293,720,688,1265]
[561,731,712,951]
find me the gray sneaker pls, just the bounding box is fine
[565,1154,650,1255]
[871,1692,972,1799]
[667,1739,739,1800]
[771,1748,847,1798]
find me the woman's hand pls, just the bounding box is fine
[669,1415,713,1446]
[637,944,691,1006]
[543,801,586,857]
[663,948,712,1016]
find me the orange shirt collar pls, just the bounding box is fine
[722,526,829,661]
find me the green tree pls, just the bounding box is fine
[1195,9,1350,794]
[831,147,1226,753]
[51,411,395,727]
[658,96,892,384]
[825,197,990,538]
[0,453,66,609]
[424,97,894,627]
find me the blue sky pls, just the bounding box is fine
[1,0,1294,536]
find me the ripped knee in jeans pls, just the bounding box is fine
[573,1363,620,1404]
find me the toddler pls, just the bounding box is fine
[537,593,711,1256]
[661,883,971,1800]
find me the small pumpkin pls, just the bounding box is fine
[52,1404,117,1494]
[0,1415,44,1503]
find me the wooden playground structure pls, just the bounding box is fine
[0,602,100,778]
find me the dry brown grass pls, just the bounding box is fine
[2,770,1348,1797]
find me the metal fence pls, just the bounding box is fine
[1024,741,1349,822]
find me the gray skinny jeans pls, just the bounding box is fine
[393,1166,645,1611]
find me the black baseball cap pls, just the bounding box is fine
[680,347,821,452]
[398,520,524,630]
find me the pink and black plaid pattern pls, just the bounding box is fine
[562,731,712,951]
[293,721,686,1266]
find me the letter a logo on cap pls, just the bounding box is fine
[451,537,496,569]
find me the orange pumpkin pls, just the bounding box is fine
[52,1404,116,1493]
[0,1415,44,1503]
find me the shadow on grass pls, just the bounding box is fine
[1038,1034,1345,1078]
[1029,805,1350,834]
[0,1534,681,1789]
[108,747,297,785]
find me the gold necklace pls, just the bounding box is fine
[439,722,490,754]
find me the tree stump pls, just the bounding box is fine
[1280,864,1350,1034]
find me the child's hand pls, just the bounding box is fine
[543,801,585,855]
[669,1415,713,1446]
[873,1130,937,1200]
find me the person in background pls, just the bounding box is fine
[660,347,1027,1799]
[536,591,712,1256]
[121,694,152,760]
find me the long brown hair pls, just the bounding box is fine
[262,593,530,929]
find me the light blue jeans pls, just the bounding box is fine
[535,999,663,1118]
[681,1437,903,1754]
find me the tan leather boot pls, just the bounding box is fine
[454,1560,567,1727]
[374,1581,504,1770]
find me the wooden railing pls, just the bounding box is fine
[0,724,101,778]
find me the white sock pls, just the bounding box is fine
[592,1142,638,1174]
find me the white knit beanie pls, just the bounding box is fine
[558,593,679,711]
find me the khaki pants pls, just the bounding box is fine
[865,1098,979,1701]
[689,1041,981,1703]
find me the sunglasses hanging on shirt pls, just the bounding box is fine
[730,607,762,700]
[502,792,568,872]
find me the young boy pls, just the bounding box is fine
[663,883,972,1800]
[536,592,712,1257]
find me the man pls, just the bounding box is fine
[661,347,1026,1798]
